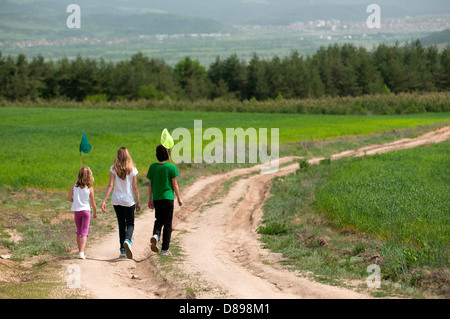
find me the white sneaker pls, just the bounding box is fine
[150,235,159,253]
[123,239,133,259]
[78,252,86,260]
[160,250,172,256]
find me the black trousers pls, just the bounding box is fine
[153,200,174,251]
[114,205,135,249]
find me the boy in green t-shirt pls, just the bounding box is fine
[147,144,183,255]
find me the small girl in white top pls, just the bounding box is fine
[68,167,97,260]
[102,147,141,259]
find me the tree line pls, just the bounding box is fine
[0,40,449,102]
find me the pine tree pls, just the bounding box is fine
[339,44,362,97]
[266,55,286,99]
[355,47,385,95]
[374,43,408,93]
[305,56,325,98]
[440,44,450,90]
[425,46,444,91]
[314,46,336,96]
[223,54,247,100]
[282,51,308,99]
[247,53,268,100]
[174,57,209,101]
[403,40,435,92]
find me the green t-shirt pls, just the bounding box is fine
[146,162,179,200]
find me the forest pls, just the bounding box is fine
[0,40,449,104]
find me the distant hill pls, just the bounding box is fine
[2,0,449,26]
[420,29,450,46]
[0,10,228,41]
[1,0,449,41]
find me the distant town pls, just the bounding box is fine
[243,14,450,34]
[1,14,448,50]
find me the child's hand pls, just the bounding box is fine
[177,198,183,207]
[93,211,98,219]
[101,202,107,213]
[148,199,154,210]
[136,203,141,212]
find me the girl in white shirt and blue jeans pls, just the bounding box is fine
[102,147,141,259]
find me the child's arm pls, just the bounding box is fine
[68,183,74,202]
[172,177,183,207]
[148,180,154,210]
[90,187,97,218]
[101,172,115,213]
[132,175,141,212]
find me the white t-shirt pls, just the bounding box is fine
[110,166,138,207]
[71,185,91,212]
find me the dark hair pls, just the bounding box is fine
[156,144,169,162]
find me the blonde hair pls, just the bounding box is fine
[113,147,135,180]
[76,167,94,188]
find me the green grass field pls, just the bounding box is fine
[260,141,449,296]
[315,142,450,256]
[0,106,449,190]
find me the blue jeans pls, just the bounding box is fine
[114,205,135,249]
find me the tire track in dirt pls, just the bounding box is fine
[174,125,450,299]
[70,126,449,299]
[177,163,370,298]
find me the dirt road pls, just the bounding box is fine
[67,126,449,299]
